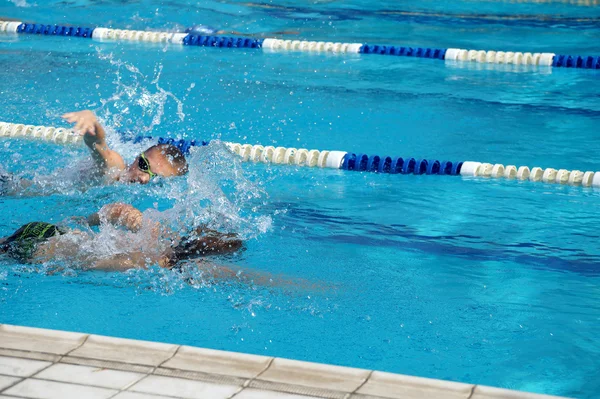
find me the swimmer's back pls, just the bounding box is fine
[0,222,64,262]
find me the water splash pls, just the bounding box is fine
[2,49,196,197]
[21,138,273,277]
[1,48,277,303]
[95,48,192,138]
[8,0,31,7]
[158,141,273,240]
[0,140,98,197]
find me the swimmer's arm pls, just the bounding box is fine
[62,110,125,176]
[88,202,162,239]
[190,261,323,291]
[43,253,155,273]
[91,252,162,272]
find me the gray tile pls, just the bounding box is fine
[4,379,117,399]
[356,371,473,399]
[0,375,21,391]
[162,345,271,379]
[249,380,345,399]
[0,357,51,378]
[235,388,323,399]
[113,393,177,399]
[129,375,239,399]
[154,367,245,387]
[0,349,59,363]
[36,363,145,389]
[69,335,177,367]
[259,358,370,392]
[61,356,153,374]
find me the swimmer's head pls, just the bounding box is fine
[122,144,188,184]
[158,228,244,270]
[173,227,244,260]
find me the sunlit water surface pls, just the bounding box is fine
[1,1,600,398]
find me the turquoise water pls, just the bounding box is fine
[1,1,600,398]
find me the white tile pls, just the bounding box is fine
[4,379,116,399]
[259,358,370,392]
[129,375,239,399]
[0,356,51,377]
[0,325,87,355]
[113,392,181,399]
[70,335,178,366]
[357,371,473,399]
[36,363,145,389]
[162,345,272,379]
[0,375,20,391]
[235,388,323,399]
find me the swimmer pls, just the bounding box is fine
[0,203,239,269]
[0,203,307,289]
[61,110,188,184]
[0,110,188,195]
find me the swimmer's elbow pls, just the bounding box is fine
[90,147,125,177]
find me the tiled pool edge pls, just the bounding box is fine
[0,324,570,399]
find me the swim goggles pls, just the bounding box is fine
[138,152,157,179]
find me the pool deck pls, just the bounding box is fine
[0,324,568,399]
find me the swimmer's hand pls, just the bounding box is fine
[90,203,161,238]
[62,110,104,142]
[99,202,144,232]
[62,110,125,175]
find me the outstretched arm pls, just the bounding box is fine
[90,251,168,271]
[62,110,125,178]
[190,260,325,292]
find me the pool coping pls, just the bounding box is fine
[0,324,570,399]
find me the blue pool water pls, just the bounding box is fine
[1,1,600,398]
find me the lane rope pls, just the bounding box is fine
[2,121,599,188]
[1,19,598,70]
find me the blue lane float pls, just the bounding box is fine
[552,54,600,69]
[16,22,95,38]
[339,153,462,175]
[360,45,447,60]
[183,34,263,49]
[1,19,598,70]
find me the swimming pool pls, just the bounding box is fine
[1,0,599,398]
